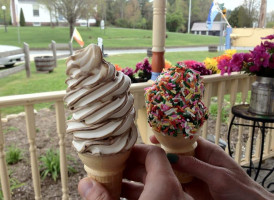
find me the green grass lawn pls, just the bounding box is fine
[0,51,223,116]
[0,26,219,49]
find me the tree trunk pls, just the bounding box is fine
[70,23,74,39]
[258,0,267,28]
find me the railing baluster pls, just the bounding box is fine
[202,83,212,139]
[240,78,249,104]
[255,124,262,159]
[25,105,42,200]
[0,112,11,200]
[215,81,225,145]
[55,101,69,200]
[265,123,271,155]
[271,124,274,152]
[228,79,238,124]
[245,121,254,164]
[235,118,244,164]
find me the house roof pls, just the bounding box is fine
[191,22,222,31]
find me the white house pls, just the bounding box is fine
[10,0,96,26]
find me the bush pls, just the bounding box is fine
[40,149,76,181]
[115,18,129,28]
[166,12,183,32]
[0,170,24,199]
[6,145,23,165]
[19,8,26,26]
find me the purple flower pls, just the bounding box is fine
[249,64,261,72]
[179,60,212,75]
[263,41,274,49]
[230,53,244,71]
[261,34,274,40]
[243,53,253,63]
[135,58,151,73]
[218,58,232,75]
[122,67,134,76]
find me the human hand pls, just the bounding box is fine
[150,136,274,200]
[78,144,193,200]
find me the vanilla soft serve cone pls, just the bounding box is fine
[64,44,138,199]
[145,65,208,183]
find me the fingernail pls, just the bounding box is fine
[79,178,94,198]
[167,153,179,164]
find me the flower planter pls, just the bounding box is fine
[34,56,55,72]
[208,45,218,52]
[249,76,274,116]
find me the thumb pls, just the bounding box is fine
[78,177,112,200]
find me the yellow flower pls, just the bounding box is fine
[203,57,220,74]
[224,49,237,58]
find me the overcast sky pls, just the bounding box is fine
[217,0,274,12]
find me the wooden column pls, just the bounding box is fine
[151,0,166,80]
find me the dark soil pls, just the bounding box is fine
[1,107,268,199]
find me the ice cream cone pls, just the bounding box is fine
[78,150,131,200]
[153,129,200,183]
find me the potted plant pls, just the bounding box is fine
[218,34,274,115]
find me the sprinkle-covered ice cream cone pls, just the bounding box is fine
[64,44,138,199]
[145,65,208,183]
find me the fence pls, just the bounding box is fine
[0,72,273,199]
[49,41,73,67]
[0,43,30,78]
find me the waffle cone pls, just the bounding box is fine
[78,150,131,200]
[153,129,200,183]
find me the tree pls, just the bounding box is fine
[166,11,183,32]
[80,0,96,27]
[19,8,25,26]
[54,0,91,38]
[39,0,58,27]
[228,6,252,27]
[258,0,267,27]
[243,0,260,25]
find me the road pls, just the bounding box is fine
[29,46,252,61]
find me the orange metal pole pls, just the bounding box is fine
[151,0,166,80]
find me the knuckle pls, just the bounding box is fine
[149,145,166,156]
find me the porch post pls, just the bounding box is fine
[151,0,166,81]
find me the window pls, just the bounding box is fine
[33,4,39,17]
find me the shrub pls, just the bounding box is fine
[166,12,183,32]
[40,149,76,181]
[0,170,24,199]
[6,145,23,165]
[19,8,26,26]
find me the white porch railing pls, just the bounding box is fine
[0,72,273,199]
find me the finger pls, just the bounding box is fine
[78,177,112,200]
[121,180,144,200]
[139,147,184,200]
[195,137,238,168]
[123,163,146,183]
[172,155,220,185]
[127,144,153,165]
[149,135,159,144]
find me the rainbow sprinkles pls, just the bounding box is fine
[145,64,209,138]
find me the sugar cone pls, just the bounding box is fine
[78,150,131,200]
[153,129,200,183]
